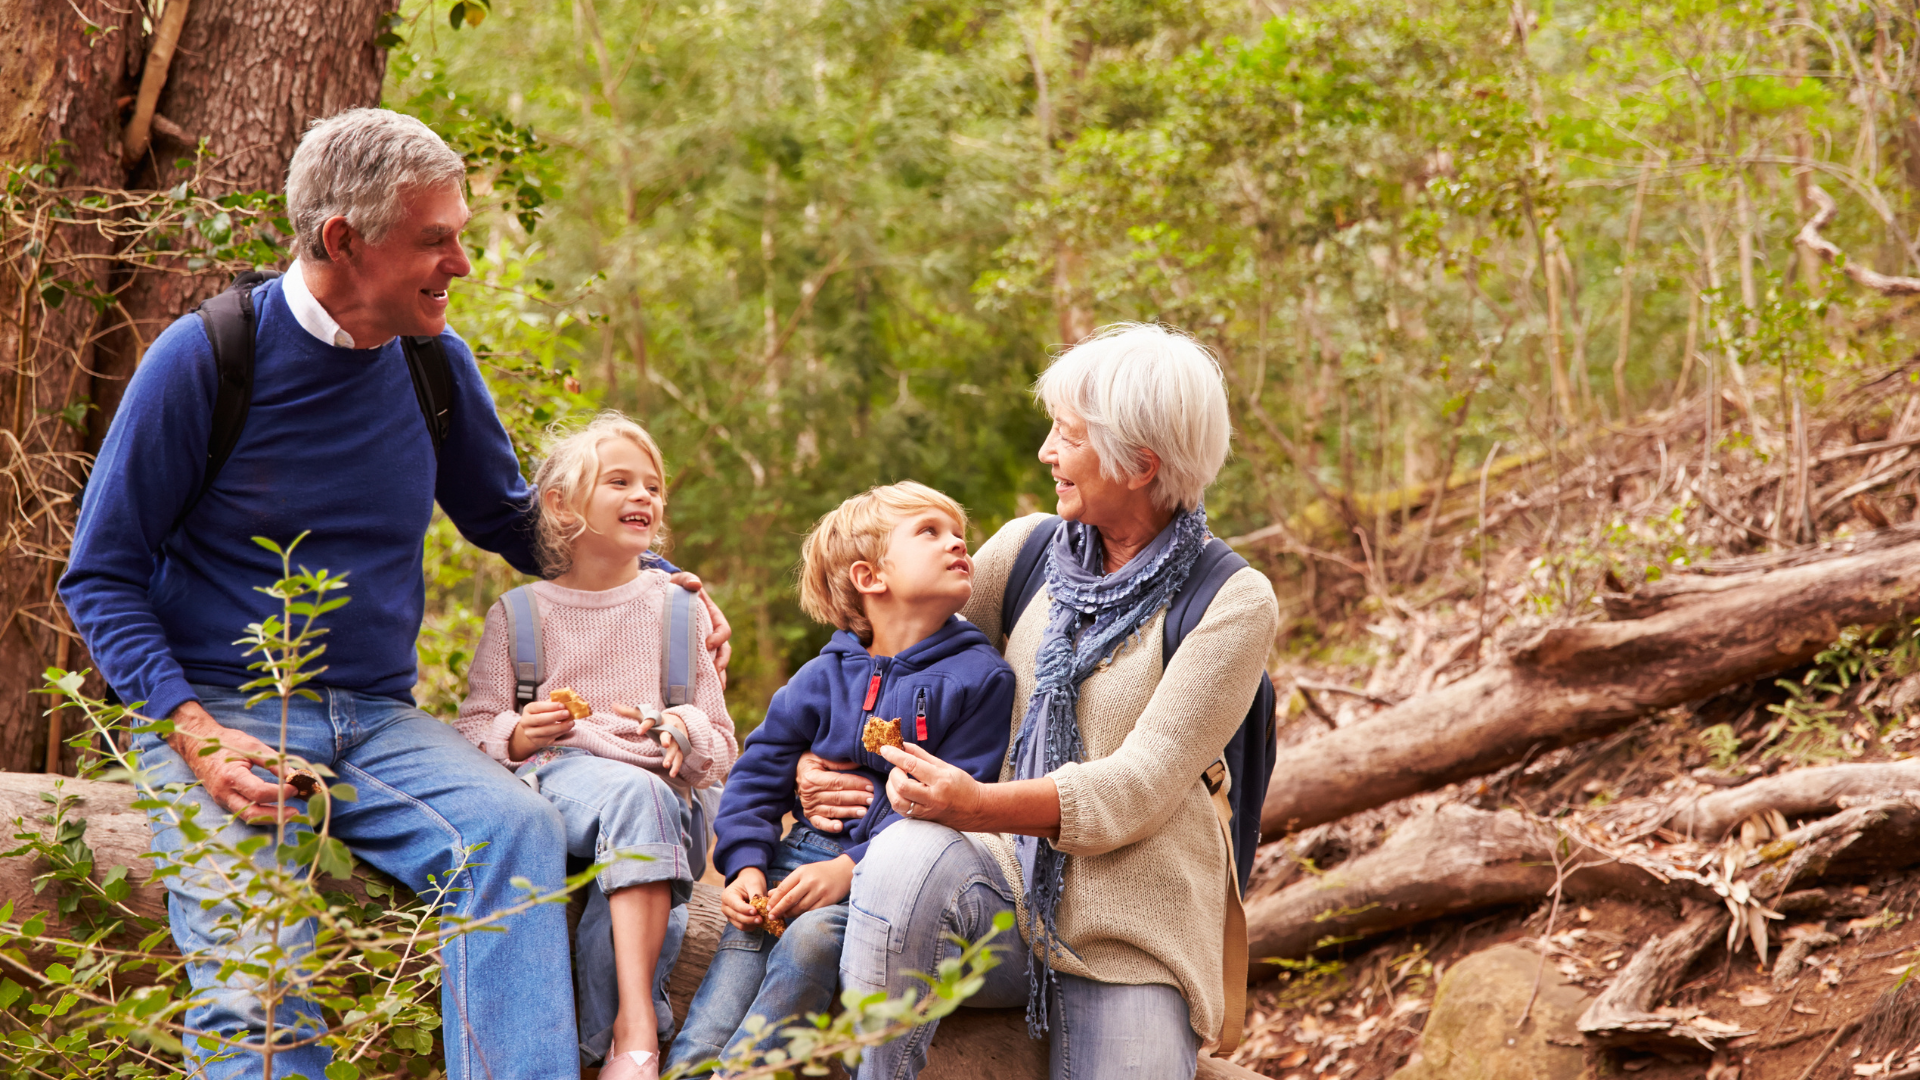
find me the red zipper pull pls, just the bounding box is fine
[862,673,881,712]
[916,710,928,742]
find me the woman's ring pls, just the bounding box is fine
[907,799,918,816]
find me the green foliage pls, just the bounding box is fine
[1697,723,1741,771]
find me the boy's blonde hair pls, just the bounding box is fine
[798,481,968,644]
[531,411,669,577]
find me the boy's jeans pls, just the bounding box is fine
[137,684,579,1080]
[518,747,696,1064]
[666,825,849,1073]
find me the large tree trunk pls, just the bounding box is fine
[0,0,139,774]
[0,0,394,773]
[1261,533,1920,836]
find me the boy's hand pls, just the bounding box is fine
[722,867,769,931]
[768,854,854,919]
[508,701,575,761]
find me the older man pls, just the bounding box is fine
[60,108,722,1080]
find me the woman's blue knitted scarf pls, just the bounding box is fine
[1008,503,1210,1037]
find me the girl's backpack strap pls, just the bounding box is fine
[502,585,544,710]
[663,583,699,706]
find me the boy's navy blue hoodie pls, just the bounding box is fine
[712,616,1016,879]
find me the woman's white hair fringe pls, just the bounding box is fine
[1034,322,1233,512]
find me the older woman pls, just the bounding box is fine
[814,323,1279,1080]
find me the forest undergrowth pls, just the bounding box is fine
[1229,360,1920,1079]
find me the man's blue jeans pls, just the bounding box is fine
[840,820,1200,1080]
[666,825,849,1073]
[137,684,578,1080]
[519,747,696,1064]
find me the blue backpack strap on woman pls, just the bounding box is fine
[1001,515,1277,891]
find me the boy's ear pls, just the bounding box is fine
[848,560,887,597]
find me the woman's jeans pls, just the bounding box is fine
[517,746,696,1064]
[666,825,850,1073]
[840,820,1200,1080]
[136,685,578,1080]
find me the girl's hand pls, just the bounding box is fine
[879,743,984,829]
[722,867,768,931]
[656,714,688,778]
[796,751,874,832]
[768,855,854,919]
[509,701,575,761]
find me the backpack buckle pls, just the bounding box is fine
[1203,758,1229,795]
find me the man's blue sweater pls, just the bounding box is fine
[60,278,543,723]
[711,617,1017,878]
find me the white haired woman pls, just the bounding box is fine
[810,324,1279,1079]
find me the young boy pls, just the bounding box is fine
[666,481,1016,1073]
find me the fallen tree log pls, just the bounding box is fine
[1246,797,1920,977]
[1,773,1261,1077]
[1576,904,1735,1048]
[1260,534,1920,836]
[1244,804,1664,968]
[1666,758,1920,841]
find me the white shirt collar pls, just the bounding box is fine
[282,260,357,349]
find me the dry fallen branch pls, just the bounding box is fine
[1577,903,1739,1048]
[1261,536,1920,836]
[1666,759,1920,841]
[1796,184,1920,296]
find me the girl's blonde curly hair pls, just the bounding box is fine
[530,412,669,577]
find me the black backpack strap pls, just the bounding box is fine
[400,334,454,453]
[1001,515,1063,643]
[179,270,280,530]
[1162,538,1244,665]
[1163,536,1278,891]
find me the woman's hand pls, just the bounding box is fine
[796,751,874,832]
[509,701,575,762]
[768,854,854,919]
[879,743,985,828]
[721,867,768,931]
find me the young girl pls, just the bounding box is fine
[457,412,736,1080]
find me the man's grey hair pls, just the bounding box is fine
[1034,323,1233,512]
[285,108,465,261]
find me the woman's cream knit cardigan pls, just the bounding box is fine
[959,514,1280,1046]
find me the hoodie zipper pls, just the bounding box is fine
[862,656,890,713]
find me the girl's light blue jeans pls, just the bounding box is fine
[137,684,579,1080]
[516,746,696,1065]
[665,824,850,1073]
[840,819,1200,1080]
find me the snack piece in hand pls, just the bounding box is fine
[287,771,320,799]
[862,716,903,753]
[550,688,592,719]
[751,893,786,937]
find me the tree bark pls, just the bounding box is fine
[0,0,395,773]
[1261,536,1920,837]
[1667,758,1920,841]
[0,0,139,774]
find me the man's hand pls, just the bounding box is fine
[722,867,769,931]
[796,751,874,832]
[667,571,733,683]
[166,701,301,823]
[508,701,575,762]
[768,854,854,919]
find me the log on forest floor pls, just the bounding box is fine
[1,773,1261,1078]
[1260,530,1920,836]
[1247,795,1920,978]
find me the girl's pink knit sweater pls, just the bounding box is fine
[457,570,736,789]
